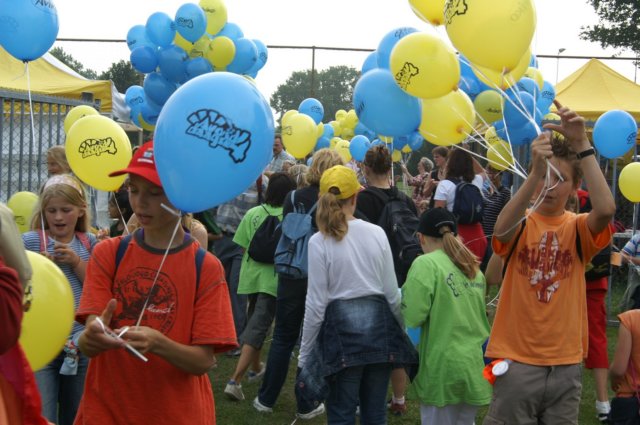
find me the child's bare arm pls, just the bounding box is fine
[610,322,632,391]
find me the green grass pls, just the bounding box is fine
[210,276,629,424]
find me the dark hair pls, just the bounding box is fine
[363,144,392,175]
[445,148,475,182]
[265,172,296,207]
[111,188,133,222]
[432,146,449,158]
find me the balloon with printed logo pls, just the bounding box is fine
[188,35,210,58]
[175,3,207,43]
[281,109,298,127]
[7,192,38,233]
[0,0,59,62]
[282,113,317,159]
[485,126,503,144]
[349,135,371,162]
[593,110,638,159]
[127,25,157,52]
[487,140,515,171]
[419,89,475,146]
[353,69,422,137]
[146,12,176,48]
[620,163,640,202]
[472,48,531,89]
[537,81,556,115]
[206,36,235,69]
[157,45,189,83]
[245,39,268,77]
[524,66,544,89]
[199,0,227,35]
[409,131,424,151]
[143,72,178,106]
[299,98,324,124]
[409,0,447,25]
[377,27,419,69]
[20,251,74,371]
[445,0,536,72]
[130,46,159,74]
[125,85,146,118]
[185,57,213,80]
[64,105,99,134]
[217,22,243,40]
[390,32,460,99]
[515,77,540,99]
[154,72,273,212]
[362,51,378,75]
[334,140,352,163]
[473,90,503,124]
[65,116,132,191]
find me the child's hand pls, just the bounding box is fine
[53,244,81,267]
[530,132,553,176]
[120,326,161,355]
[79,299,124,357]
[542,100,591,152]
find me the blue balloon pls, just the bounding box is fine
[299,98,324,124]
[362,51,378,75]
[370,138,386,147]
[459,76,481,100]
[394,134,411,150]
[315,137,331,151]
[352,69,421,137]
[154,72,274,212]
[503,91,537,127]
[408,131,424,151]
[175,3,207,43]
[216,22,243,40]
[407,327,420,346]
[376,27,418,69]
[529,53,539,68]
[143,72,177,106]
[130,46,159,74]
[306,157,314,166]
[141,100,162,125]
[593,110,638,159]
[537,81,556,115]
[126,25,156,51]
[157,45,188,83]
[125,85,146,110]
[505,120,538,147]
[146,12,176,48]
[323,123,334,140]
[459,54,477,81]
[515,77,540,100]
[0,0,59,61]
[349,135,371,162]
[227,38,257,74]
[252,39,268,72]
[185,57,213,80]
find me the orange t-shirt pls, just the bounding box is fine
[486,211,612,366]
[74,233,237,425]
[616,310,640,397]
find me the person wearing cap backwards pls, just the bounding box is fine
[298,165,418,424]
[73,142,237,425]
[401,208,492,424]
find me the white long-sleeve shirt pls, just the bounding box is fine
[298,219,402,367]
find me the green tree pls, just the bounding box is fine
[270,65,359,123]
[50,47,99,80]
[99,60,141,93]
[581,0,640,53]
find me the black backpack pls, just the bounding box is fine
[449,178,484,224]
[368,187,422,285]
[247,205,282,264]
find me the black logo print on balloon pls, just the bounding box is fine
[185,109,251,163]
[78,138,118,158]
[445,0,468,25]
[395,62,419,90]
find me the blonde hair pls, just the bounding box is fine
[288,164,309,188]
[31,177,90,232]
[47,145,71,174]
[306,149,344,185]
[431,226,480,280]
[316,190,351,241]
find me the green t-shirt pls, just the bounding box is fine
[401,249,492,407]
[233,204,282,296]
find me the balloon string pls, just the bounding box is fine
[26,62,39,191]
[113,193,130,236]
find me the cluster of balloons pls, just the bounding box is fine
[0,0,59,62]
[125,0,268,132]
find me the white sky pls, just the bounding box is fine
[52,0,639,101]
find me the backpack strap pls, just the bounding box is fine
[194,246,206,293]
[502,220,526,276]
[75,232,92,252]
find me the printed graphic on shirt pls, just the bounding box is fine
[444,272,483,297]
[516,231,573,303]
[112,267,178,333]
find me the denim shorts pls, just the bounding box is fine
[240,292,276,349]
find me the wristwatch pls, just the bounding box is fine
[576,148,595,159]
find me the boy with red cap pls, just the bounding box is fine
[74,142,237,425]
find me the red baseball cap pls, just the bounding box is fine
[109,141,162,187]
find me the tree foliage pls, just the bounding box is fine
[270,65,360,123]
[98,60,141,93]
[50,47,98,80]
[581,0,640,53]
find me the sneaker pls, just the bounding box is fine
[247,362,266,383]
[224,348,242,357]
[252,397,273,413]
[224,380,245,401]
[297,403,325,420]
[597,412,610,423]
[389,400,407,416]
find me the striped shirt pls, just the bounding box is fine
[481,186,511,239]
[623,233,640,258]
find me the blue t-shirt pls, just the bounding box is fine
[623,233,640,258]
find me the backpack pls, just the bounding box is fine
[368,187,422,285]
[274,191,317,280]
[247,205,282,264]
[449,178,484,225]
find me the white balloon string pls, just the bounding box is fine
[114,193,130,236]
[25,62,39,189]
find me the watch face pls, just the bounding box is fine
[492,361,509,376]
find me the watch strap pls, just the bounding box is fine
[576,147,595,159]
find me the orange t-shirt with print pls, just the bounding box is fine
[616,310,640,397]
[74,232,237,425]
[486,211,612,366]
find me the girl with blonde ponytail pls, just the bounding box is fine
[401,208,491,424]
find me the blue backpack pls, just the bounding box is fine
[449,178,484,224]
[274,191,317,280]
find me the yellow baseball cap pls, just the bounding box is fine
[319,165,360,200]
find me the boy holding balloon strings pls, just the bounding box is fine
[483,102,615,425]
[74,142,237,425]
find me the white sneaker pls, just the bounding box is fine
[297,403,325,420]
[252,397,273,413]
[247,362,266,383]
[224,380,245,401]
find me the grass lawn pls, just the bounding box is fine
[210,275,630,424]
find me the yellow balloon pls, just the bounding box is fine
[409,0,447,25]
[392,150,402,162]
[335,109,347,121]
[620,163,640,202]
[487,140,515,171]
[445,0,536,72]
[542,113,565,141]
[137,113,156,132]
[281,109,298,127]
[341,127,355,140]
[335,140,352,162]
[390,32,460,99]
[173,32,192,52]
[190,35,211,58]
[485,126,504,144]
[379,135,393,144]
[330,120,342,137]
[65,115,132,191]
[316,122,325,139]
[7,191,38,233]
[419,89,475,146]
[330,137,342,150]
[344,110,358,129]
[199,0,228,35]
[472,48,531,89]
[20,251,74,371]
[206,36,235,70]
[64,105,99,134]
[474,90,504,124]
[282,113,317,159]
[402,144,413,153]
[524,66,544,89]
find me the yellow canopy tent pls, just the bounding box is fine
[556,58,640,123]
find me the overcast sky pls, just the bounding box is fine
[52,0,639,100]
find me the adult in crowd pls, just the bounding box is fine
[426,147,449,209]
[264,135,295,178]
[480,165,511,270]
[400,157,434,215]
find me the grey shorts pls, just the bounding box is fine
[239,293,276,349]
